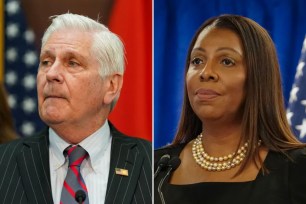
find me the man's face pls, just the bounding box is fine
[37,29,108,128]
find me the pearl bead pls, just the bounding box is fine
[192,133,261,172]
[192,134,261,171]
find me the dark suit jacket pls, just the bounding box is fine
[0,124,152,204]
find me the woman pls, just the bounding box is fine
[154,15,306,204]
[0,83,17,143]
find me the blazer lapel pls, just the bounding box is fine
[105,127,144,204]
[16,130,53,204]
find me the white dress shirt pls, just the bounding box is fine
[49,121,112,204]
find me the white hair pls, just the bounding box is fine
[41,13,125,77]
[41,13,125,110]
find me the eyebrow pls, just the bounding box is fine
[40,50,53,58]
[192,47,243,56]
[40,49,87,62]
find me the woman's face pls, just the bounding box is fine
[186,28,246,123]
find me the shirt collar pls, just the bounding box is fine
[49,120,112,172]
[79,121,111,173]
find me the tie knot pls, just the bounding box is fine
[65,145,88,167]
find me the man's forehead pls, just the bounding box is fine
[41,38,93,57]
[44,30,93,47]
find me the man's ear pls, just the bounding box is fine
[103,73,123,105]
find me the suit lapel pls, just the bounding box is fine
[16,129,53,204]
[105,126,144,204]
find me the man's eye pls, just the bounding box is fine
[221,58,235,66]
[40,60,51,66]
[68,61,79,67]
[191,57,203,65]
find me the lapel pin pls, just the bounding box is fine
[115,168,129,176]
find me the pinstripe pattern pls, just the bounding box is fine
[0,130,53,204]
[0,123,152,204]
[105,124,152,204]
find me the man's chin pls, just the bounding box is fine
[39,105,66,122]
[40,112,65,126]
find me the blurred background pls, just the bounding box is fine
[2,0,306,148]
[154,0,306,148]
[0,0,152,141]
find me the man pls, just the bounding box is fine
[0,13,152,204]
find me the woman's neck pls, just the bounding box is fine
[201,120,244,157]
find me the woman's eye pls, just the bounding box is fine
[221,58,235,66]
[191,57,203,65]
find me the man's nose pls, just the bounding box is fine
[45,61,64,83]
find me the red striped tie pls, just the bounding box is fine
[60,145,89,204]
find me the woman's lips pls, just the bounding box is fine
[195,89,220,100]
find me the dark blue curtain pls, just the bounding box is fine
[154,0,306,148]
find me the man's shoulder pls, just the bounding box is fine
[0,137,23,153]
[110,127,152,168]
[0,137,27,165]
[112,131,152,154]
[119,133,151,146]
[0,129,47,158]
[109,122,151,151]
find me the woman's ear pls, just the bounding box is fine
[103,73,123,105]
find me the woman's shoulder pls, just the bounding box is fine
[287,147,306,159]
[265,147,306,169]
[268,147,306,162]
[286,147,306,168]
[285,147,306,201]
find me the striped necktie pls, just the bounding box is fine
[60,145,89,204]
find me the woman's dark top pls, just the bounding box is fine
[154,143,306,204]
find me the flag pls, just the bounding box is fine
[4,0,45,137]
[0,0,3,82]
[287,35,306,142]
[108,0,152,141]
[115,168,129,176]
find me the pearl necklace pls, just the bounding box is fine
[192,133,251,171]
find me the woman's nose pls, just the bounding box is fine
[199,62,219,82]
